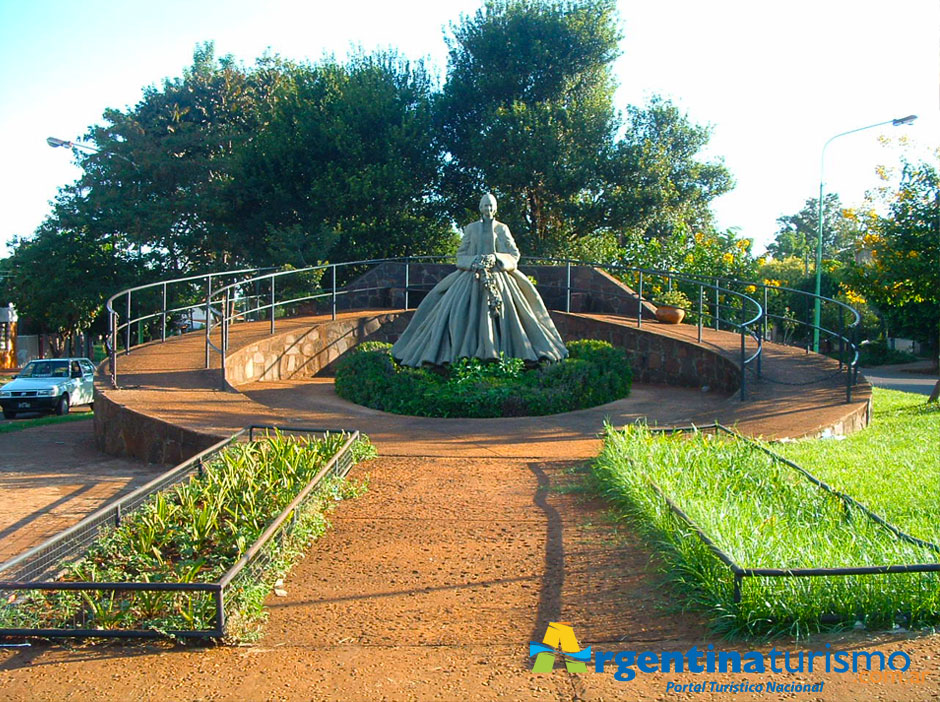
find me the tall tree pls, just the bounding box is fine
[848,158,940,352]
[604,97,733,243]
[81,42,264,273]
[768,194,860,271]
[439,0,731,256]
[439,0,622,254]
[6,195,127,340]
[229,52,455,267]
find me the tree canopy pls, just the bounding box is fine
[7,3,738,340]
[846,158,939,349]
[439,0,732,256]
[767,194,861,273]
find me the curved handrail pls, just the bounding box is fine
[105,256,862,404]
[719,277,862,400]
[104,266,276,387]
[203,257,765,400]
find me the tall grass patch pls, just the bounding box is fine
[0,432,374,640]
[593,424,940,637]
[774,388,940,544]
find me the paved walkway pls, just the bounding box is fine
[861,360,940,396]
[0,418,159,563]
[107,309,871,445]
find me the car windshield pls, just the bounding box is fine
[19,361,70,378]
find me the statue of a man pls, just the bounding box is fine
[392,194,568,367]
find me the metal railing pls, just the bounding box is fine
[105,257,863,402]
[104,267,276,387]
[718,278,862,403]
[641,424,940,609]
[0,425,359,640]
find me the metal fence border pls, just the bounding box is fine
[104,257,863,403]
[0,425,359,640]
[635,423,940,606]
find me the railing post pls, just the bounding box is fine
[763,286,769,342]
[806,294,812,353]
[205,275,213,370]
[331,265,337,321]
[847,321,855,404]
[838,308,845,370]
[109,310,118,388]
[125,292,132,354]
[756,316,763,379]
[740,304,747,401]
[215,588,225,638]
[221,288,230,391]
[714,279,720,331]
[637,272,644,328]
[161,282,167,342]
[565,261,571,313]
[270,276,276,335]
[697,285,703,343]
[404,258,411,310]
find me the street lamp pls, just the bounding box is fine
[813,114,917,352]
[46,135,139,169]
[47,136,105,153]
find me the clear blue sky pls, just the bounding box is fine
[1,0,937,257]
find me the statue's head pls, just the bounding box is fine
[479,193,497,221]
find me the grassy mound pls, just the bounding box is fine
[334,339,632,417]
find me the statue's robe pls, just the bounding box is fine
[392,219,568,366]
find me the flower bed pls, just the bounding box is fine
[0,428,374,641]
[334,339,632,417]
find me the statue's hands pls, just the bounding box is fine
[471,254,496,270]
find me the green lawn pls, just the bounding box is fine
[0,411,93,434]
[592,389,940,637]
[775,389,940,544]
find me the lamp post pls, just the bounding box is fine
[812,114,917,353]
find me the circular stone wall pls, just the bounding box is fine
[224,310,740,395]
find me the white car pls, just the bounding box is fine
[0,358,96,419]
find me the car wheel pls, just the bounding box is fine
[55,395,70,416]
[2,410,15,420]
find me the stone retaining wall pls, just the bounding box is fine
[93,390,221,464]
[224,309,739,395]
[550,312,739,393]
[225,312,412,385]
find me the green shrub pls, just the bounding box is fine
[654,289,691,308]
[334,340,632,417]
[857,340,920,366]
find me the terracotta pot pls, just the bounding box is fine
[655,305,686,324]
